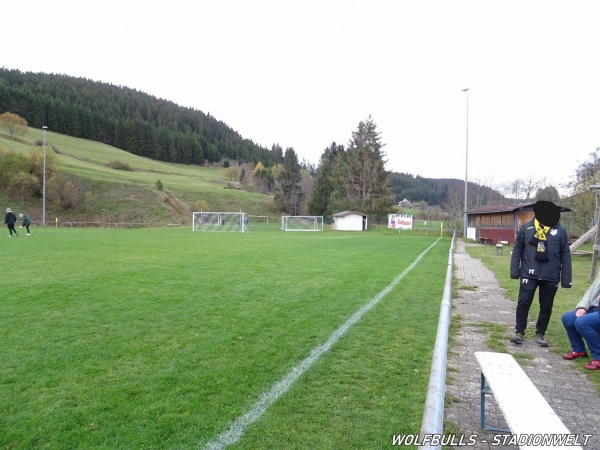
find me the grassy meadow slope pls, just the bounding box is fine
[0,128,277,225]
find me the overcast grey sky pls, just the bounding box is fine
[5,1,600,193]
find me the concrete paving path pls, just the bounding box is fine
[445,239,600,449]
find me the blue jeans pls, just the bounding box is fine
[561,307,600,360]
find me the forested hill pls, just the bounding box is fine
[389,172,507,206]
[0,68,506,207]
[0,68,282,167]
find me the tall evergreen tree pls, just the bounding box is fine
[307,142,345,215]
[331,116,391,220]
[275,147,303,215]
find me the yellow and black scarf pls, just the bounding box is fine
[534,219,550,241]
[532,219,551,261]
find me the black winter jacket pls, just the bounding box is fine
[4,211,16,226]
[510,219,572,287]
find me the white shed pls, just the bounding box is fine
[332,211,368,231]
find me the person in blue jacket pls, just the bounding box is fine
[510,200,572,347]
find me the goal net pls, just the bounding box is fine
[281,215,324,231]
[192,211,248,232]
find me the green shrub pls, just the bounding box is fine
[224,166,238,181]
[108,160,133,171]
[7,171,39,200]
[47,174,85,210]
[192,199,209,211]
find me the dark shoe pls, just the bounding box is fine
[585,360,600,370]
[535,333,548,347]
[563,351,587,360]
[510,331,524,344]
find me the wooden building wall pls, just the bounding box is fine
[468,210,535,245]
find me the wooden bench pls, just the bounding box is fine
[475,351,582,449]
[479,237,492,245]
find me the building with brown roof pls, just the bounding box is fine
[466,202,572,245]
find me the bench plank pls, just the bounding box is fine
[475,352,581,449]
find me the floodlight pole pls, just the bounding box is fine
[462,88,469,238]
[42,126,48,226]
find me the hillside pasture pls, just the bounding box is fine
[5,128,227,190]
[1,228,449,449]
[0,128,276,222]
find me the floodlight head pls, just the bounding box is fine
[42,125,48,129]
[462,88,469,92]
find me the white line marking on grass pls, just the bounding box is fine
[203,238,441,450]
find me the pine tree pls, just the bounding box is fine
[327,116,391,219]
[274,148,303,215]
[307,142,345,215]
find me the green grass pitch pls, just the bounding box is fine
[1,227,450,449]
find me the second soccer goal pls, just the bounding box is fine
[192,211,248,232]
[280,216,324,231]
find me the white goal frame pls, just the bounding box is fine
[281,215,324,232]
[192,211,248,232]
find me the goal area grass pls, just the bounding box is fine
[1,227,450,449]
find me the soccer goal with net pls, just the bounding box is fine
[280,215,324,231]
[192,211,248,232]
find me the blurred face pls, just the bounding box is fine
[534,202,559,227]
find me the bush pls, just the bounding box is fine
[155,179,164,191]
[47,174,85,210]
[224,181,241,190]
[192,200,209,211]
[224,166,238,181]
[7,171,39,201]
[0,151,31,189]
[108,160,133,171]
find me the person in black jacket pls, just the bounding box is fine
[4,208,18,237]
[509,200,572,347]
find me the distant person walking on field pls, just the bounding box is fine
[510,200,572,347]
[4,208,18,237]
[19,213,32,235]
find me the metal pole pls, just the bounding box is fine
[42,126,48,226]
[462,89,469,238]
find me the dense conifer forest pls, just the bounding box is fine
[0,68,283,167]
[0,67,505,208]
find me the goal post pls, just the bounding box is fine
[281,215,324,231]
[192,211,248,232]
